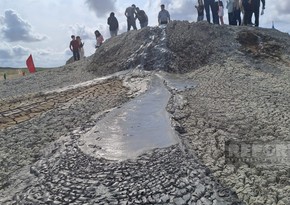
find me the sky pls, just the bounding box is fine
[1,0,289,68]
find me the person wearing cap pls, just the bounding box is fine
[125,4,137,31]
[158,4,170,25]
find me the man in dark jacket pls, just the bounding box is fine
[107,12,119,37]
[250,0,265,27]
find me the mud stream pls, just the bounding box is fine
[78,72,195,161]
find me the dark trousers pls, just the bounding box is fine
[234,9,242,25]
[204,0,215,23]
[251,7,260,27]
[228,12,235,25]
[127,17,137,31]
[73,50,80,61]
[212,1,219,24]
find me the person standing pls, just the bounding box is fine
[250,0,265,27]
[233,0,241,25]
[158,4,170,25]
[125,4,137,31]
[107,12,119,37]
[195,0,205,22]
[94,30,104,48]
[135,7,148,28]
[69,35,80,61]
[212,0,220,24]
[218,0,224,25]
[226,0,235,25]
[204,0,214,23]
[242,0,251,25]
[76,36,84,59]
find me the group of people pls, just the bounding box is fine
[69,35,84,61]
[108,4,170,35]
[69,30,104,62]
[124,4,149,31]
[69,1,266,62]
[195,0,265,27]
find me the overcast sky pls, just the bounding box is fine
[1,0,289,68]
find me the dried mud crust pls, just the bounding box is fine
[0,79,130,190]
[168,57,290,204]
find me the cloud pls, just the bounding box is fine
[0,43,30,59]
[68,24,95,40]
[167,0,196,20]
[275,1,290,15]
[85,0,116,17]
[0,9,47,42]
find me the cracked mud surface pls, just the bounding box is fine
[169,57,290,204]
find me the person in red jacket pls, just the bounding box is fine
[69,35,80,61]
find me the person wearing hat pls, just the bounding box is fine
[125,4,137,31]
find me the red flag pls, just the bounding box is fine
[26,54,36,73]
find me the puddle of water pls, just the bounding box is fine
[78,75,177,161]
[156,72,196,91]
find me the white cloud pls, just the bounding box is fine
[68,24,95,40]
[0,9,47,42]
[0,43,29,59]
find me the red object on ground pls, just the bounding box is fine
[26,54,36,73]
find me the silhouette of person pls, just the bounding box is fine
[125,4,137,31]
[158,4,170,25]
[135,7,148,28]
[107,12,119,37]
[69,35,80,61]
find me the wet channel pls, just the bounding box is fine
[78,74,178,161]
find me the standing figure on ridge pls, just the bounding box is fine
[218,0,224,25]
[158,4,170,25]
[195,0,205,22]
[76,36,84,59]
[94,30,104,49]
[69,35,80,61]
[136,7,148,28]
[125,4,137,31]
[204,0,218,24]
[107,12,119,37]
[250,0,265,27]
[227,0,235,25]
[233,0,242,25]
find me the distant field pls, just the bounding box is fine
[0,67,47,81]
